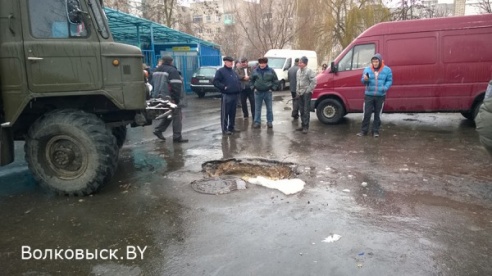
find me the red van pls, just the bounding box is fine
[311,14,492,124]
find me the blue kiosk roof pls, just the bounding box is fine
[103,7,220,49]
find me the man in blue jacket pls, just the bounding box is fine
[357,53,393,138]
[213,56,242,135]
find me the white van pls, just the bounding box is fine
[264,49,318,90]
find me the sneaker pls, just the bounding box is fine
[302,129,308,134]
[153,131,166,140]
[267,122,273,128]
[292,115,299,120]
[356,132,367,137]
[231,129,241,133]
[173,137,189,143]
[243,116,249,120]
[296,127,303,131]
[253,123,261,129]
[225,131,232,135]
[373,132,380,138]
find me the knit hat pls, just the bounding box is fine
[161,55,173,64]
[300,56,308,64]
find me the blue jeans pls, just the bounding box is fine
[254,90,273,124]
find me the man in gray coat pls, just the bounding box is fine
[288,58,300,119]
[295,56,317,134]
[476,80,492,156]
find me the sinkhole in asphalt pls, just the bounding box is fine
[191,158,299,195]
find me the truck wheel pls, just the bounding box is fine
[112,126,127,148]
[461,111,473,120]
[316,98,345,124]
[197,91,205,98]
[24,109,119,196]
[462,99,484,120]
[472,99,483,120]
[278,80,285,91]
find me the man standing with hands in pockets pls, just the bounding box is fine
[295,56,317,134]
[235,58,255,119]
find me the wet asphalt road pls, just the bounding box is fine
[0,91,491,275]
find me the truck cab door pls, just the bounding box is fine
[20,0,102,93]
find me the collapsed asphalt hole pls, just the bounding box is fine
[191,158,299,195]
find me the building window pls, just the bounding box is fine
[263,12,272,20]
[206,15,211,22]
[216,15,221,22]
[224,14,234,25]
[193,15,203,23]
[216,27,221,33]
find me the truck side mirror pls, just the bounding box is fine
[67,0,83,24]
[330,61,338,73]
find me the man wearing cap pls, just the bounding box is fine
[213,56,243,135]
[358,53,393,138]
[235,58,255,119]
[295,56,317,134]
[249,57,279,128]
[288,58,300,120]
[151,55,188,143]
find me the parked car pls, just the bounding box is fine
[190,66,220,98]
[475,80,492,156]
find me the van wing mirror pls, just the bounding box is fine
[67,0,84,24]
[330,61,338,73]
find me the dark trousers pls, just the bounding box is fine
[291,91,299,118]
[361,95,385,134]
[299,92,311,129]
[241,87,255,118]
[154,106,183,139]
[221,93,239,132]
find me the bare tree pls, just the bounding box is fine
[308,0,390,63]
[232,0,309,57]
[104,0,133,13]
[475,0,492,13]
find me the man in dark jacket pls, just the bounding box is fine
[288,58,300,119]
[151,55,188,143]
[249,57,279,129]
[213,56,242,135]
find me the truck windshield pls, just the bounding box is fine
[88,0,110,38]
[267,58,286,69]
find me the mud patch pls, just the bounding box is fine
[202,158,297,178]
[194,158,300,194]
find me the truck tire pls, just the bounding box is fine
[24,109,119,196]
[316,98,345,124]
[112,125,127,148]
[461,98,484,120]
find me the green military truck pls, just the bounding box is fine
[0,0,151,195]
